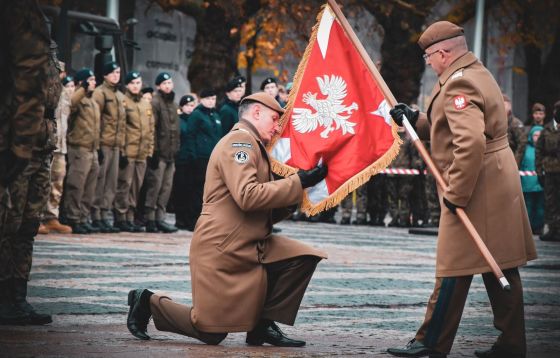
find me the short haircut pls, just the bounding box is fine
[238,100,258,118]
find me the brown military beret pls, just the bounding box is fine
[418,21,464,50]
[240,92,285,114]
[532,102,545,113]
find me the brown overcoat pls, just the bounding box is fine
[416,52,537,277]
[190,120,327,333]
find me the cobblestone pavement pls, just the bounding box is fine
[1,220,559,357]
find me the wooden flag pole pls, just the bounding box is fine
[326,0,510,290]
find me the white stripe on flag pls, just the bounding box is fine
[317,7,335,59]
[306,179,329,204]
[271,137,292,163]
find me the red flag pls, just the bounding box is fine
[268,3,401,215]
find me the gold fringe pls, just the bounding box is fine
[267,4,402,216]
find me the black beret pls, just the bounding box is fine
[199,88,216,98]
[103,61,120,76]
[75,68,94,82]
[125,71,141,84]
[225,76,246,92]
[180,95,195,107]
[155,72,172,85]
[62,76,74,86]
[260,77,277,90]
[141,87,154,94]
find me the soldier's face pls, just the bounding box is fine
[263,83,279,97]
[227,87,244,102]
[142,92,153,102]
[105,68,121,85]
[253,104,280,144]
[424,45,446,76]
[127,78,142,95]
[533,111,545,125]
[64,81,76,94]
[87,76,96,91]
[158,79,174,94]
[200,96,216,109]
[182,102,196,114]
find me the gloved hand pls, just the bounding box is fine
[81,79,89,91]
[119,152,129,169]
[0,150,29,187]
[297,164,328,189]
[389,103,419,127]
[443,197,463,215]
[148,152,160,170]
[97,149,104,165]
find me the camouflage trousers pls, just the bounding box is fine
[425,174,441,225]
[366,175,388,223]
[340,185,368,221]
[387,176,413,225]
[544,173,560,232]
[0,153,52,280]
[43,152,66,221]
[410,175,427,223]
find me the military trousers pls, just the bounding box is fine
[144,159,175,221]
[64,146,99,223]
[367,175,388,224]
[387,176,412,225]
[340,186,367,221]
[44,152,66,220]
[415,268,526,356]
[149,255,320,339]
[544,173,560,232]
[114,159,147,222]
[0,153,51,280]
[92,146,119,221]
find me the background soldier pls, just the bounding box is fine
[261,77,285,107]
[40,72,74,234]
[536,100,560,242]
[114,71,154,232]
[144,72,180,233]
[219,76,246,135]
[0,0,62,325]
[367,175,388,226]
[91,61,126,233]
[64,69,101,235]
[387,128,413,227]
[503,94,526,166]
[340,187,368,225]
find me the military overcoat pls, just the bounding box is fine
[417,52,536,277]
[190,120,327,333]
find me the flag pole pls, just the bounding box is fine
[326,0,510,290]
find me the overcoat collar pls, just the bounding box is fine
[235,119,263,145]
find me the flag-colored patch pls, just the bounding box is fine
[453,95,467,110]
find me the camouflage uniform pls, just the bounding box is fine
[340,186,368,224]
[366,175,388,226]
[409,140,427,226]
[508,115,527,166]
[535,119,560,241]
[387,131,413,227]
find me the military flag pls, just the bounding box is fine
[268,1,401,215]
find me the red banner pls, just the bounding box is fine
[268,4,401,215]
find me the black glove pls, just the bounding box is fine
[389,103,419,127]
[97,149,104,165]
[443,197,462,215]
[81,79,89,90]
[297,165,328,189]
[0,150,29,187]
[119,153,129,169]
[148,153,160,170]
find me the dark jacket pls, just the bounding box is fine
[218,98,239,135]
[536,120,560,174]
[177,112,192,164]
[185,104,222,160]
[151,90,180,162]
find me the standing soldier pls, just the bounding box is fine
[40,73,75,234]
[184,89,222,231]
[91,61,126,233]
[536,100,560,242]
[503,94,526,166]
[366,175,388,226]
[387,128,413,227]
[173,94,197,230]
[113,71,154,232]
[261,77,286,107]
[340,187,368,225]
[0,0,62,325]
[388,21,536,358]
[63,69,101,235]
[144,72,180,233]
[219,76,246,135]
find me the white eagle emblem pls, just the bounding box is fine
[292,75,358,139]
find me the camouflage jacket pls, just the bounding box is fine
[536,121,560,174]
[508,115,527,166]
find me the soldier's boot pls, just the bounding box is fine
[43,219,72,234]
[540,229,560,242]
[156,220,178,234]
[38,224,49,235]
[69,222,89,235]
[91,220,108,232]
[13,278,52,325]
[128,221,145,233]
[127,289,154,340]
[146,221,160,233]
[114,220,134,232]
[82,222,100,234]
[0,279,30,325]
[340,217,351,225]
[101,219,120,233]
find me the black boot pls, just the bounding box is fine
[0,279,29,325]
[13,278,52,325]
[82,221,100,234]
[69,222,89,235]
[474,345,525,358]
[127,289,154,340]
[128,221,145,233]
[156,220,178,233]
[114,221,134,232]
[101,219,120,233]
[145,221,160,233]
[246,319,305,347]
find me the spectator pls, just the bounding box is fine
[520,126,545,235]
[219,76,245,135]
